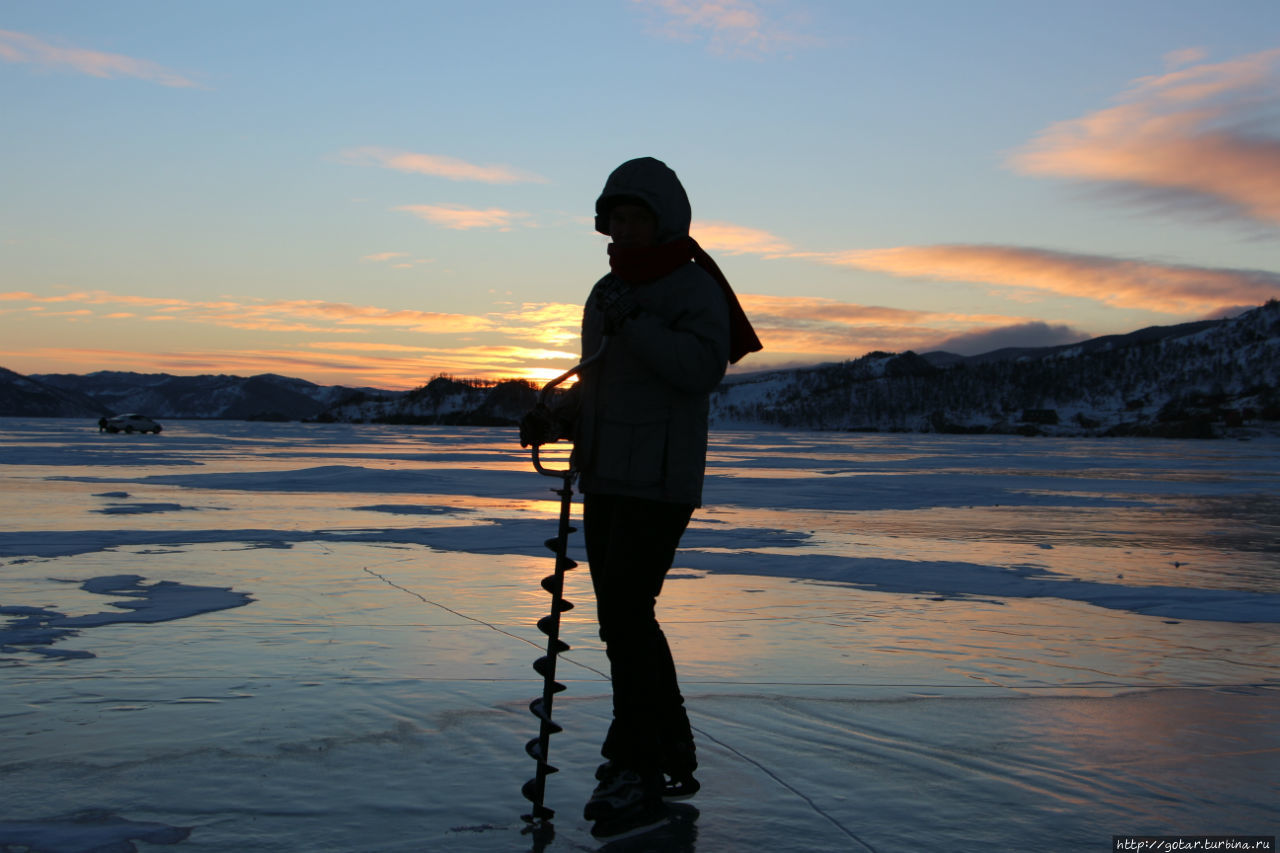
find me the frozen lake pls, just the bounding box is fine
[1,418,1277,851]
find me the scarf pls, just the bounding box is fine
[607,237,763,364]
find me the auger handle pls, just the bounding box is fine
[531,337,608,478]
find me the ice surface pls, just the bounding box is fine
[1,419,1277,851]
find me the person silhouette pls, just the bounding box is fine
[521,156,760,839]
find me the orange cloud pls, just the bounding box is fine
[258,300,495,333]
[305,341,577,383]
[739,294,1012,327]
[341,147,548,184]
[0,286,1097,383]
[20,346,439,389]
[632,0,815,56]
[1,290,182,307]
[490,302,582,348]
[396,203,531,230]
[816,245,1280,314]
[734,293,1050,362]
[693,220,793,255]
[1010,47,1280,228]
[5,343,562,390]
[0,29,199,87]
[0,290,498,335]
[1163,47,1208,70]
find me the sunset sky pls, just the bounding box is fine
[3,1,1279,389]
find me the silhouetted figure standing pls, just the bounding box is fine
[522,156,760,839]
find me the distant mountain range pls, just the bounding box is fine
[7,369,370,422]
[3,300,1278,438]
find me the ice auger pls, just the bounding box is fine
[521,340,607,835]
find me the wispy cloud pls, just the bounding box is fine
[340,147,548,184]
[739,294,1012,327]
[304,341,578,384]
[631,0,816,57]
[0,290,498,335]
[1010,47,1280,229]
[362,251,432,269]
[6,341,580,389]
[490,302,583,348]
[0,29,200,87]
[693,220,794,255]
[396,203,531,231]
[264,300,495,333]
[1163,46,1208,70]
[0,293,582,387]
[809,245,1280,314]
[734,293,1060,362]
[683,217,1278,315]
[9,345,438,389]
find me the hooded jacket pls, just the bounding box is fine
[569,158,730,506]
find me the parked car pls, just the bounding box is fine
[101,413,163,434]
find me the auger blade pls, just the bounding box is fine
[543,529,576,548]
[556,598,574,612]
[525,736,562,762]
[521,780,556,815]
[529,697,565,725]
[540,574,562,595]
[537,615,574,641]
[531,652,569,671]
[532,633,570,653]
[530,671,566,695]
[531,655,568,686]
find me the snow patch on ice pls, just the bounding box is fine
[52,464,525,498]
[0,516,804,561]
[677,551,1280,623]
[0,810,191,852]
[1,518,1272,622]
[0,574,253,660]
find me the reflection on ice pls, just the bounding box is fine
[1,420,1277,850]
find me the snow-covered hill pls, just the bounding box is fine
[24,371,384,421]
[711,300,1280,437]
[0,367,109,418]
[314,376,536,426]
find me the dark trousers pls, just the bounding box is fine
[583,493,695,774]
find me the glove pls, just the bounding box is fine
[519,405,562,448]
[595,276,641,333]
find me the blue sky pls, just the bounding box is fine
[3,1,1279,388]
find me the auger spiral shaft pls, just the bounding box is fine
[520,339,607,834]
[520,470,576,827]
